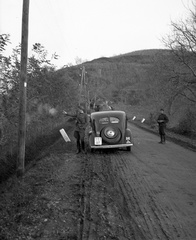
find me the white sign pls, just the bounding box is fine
[141,118,145,123]
[132,116,136,120]
[60,129,71,142]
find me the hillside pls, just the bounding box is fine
[58,49,196,134]
[82,49,175,107]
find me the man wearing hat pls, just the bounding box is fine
[157,108,169,144]
[63,106,89,153]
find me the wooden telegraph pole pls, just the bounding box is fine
[79,66,84,107]
[79,66,88,113]
[17,0,30,176]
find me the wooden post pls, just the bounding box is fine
[79,67,84,107]
[79,66,87,112]
[83,67,87,113]
[17,0,30,176]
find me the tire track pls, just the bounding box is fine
[110,151,189,240]
[79,151,147,239]
[78,149,189,239]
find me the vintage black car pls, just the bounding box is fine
[89,110,133,152]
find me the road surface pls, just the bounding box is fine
[1,123,195,240]
[79,123,196,239]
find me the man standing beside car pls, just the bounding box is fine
[63,106,89,153]
[157,108,169,144]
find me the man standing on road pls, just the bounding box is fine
[63,106,89,153]
[157,108,169,144]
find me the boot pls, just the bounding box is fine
[162,135,166,144]
[76,141,81,154]
[81,141,86,154]
[159,136,163,144]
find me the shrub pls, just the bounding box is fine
[145,112,158,129]
[178,109,196,136]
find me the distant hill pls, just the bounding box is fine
[79,49,174,106]
[89,49,172,63]
[57,49,179,109]
[58,48,195,132]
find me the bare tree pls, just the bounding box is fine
[162,2,196,103]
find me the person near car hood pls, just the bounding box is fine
[63,106,89,153]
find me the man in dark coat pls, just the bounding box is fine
[63,106,89,153]
[157,109,169,144]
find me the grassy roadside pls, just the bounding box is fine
[0,119,75,184]
[0,121,81,240]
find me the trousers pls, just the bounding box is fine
[159,125,166,142]
[74,130,85,151]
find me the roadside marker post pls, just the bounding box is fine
[60,129,71,142]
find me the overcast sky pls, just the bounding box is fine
[0,0,192,68]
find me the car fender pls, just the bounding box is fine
[125,128,132,143]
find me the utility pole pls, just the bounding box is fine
[79,66,84,107]
[17,0,30,176]
[83,67,87,113]
[79,66,88,113]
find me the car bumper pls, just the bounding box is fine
[90,143,133,149]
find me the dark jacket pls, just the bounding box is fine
[66,112,88,131]
[75,112,88,131]
[157,113,169,127]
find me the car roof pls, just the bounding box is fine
[91,110,126,119]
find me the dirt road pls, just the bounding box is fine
[77,123,196,239]
[0,123,195,240]
[125,123,196,240]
